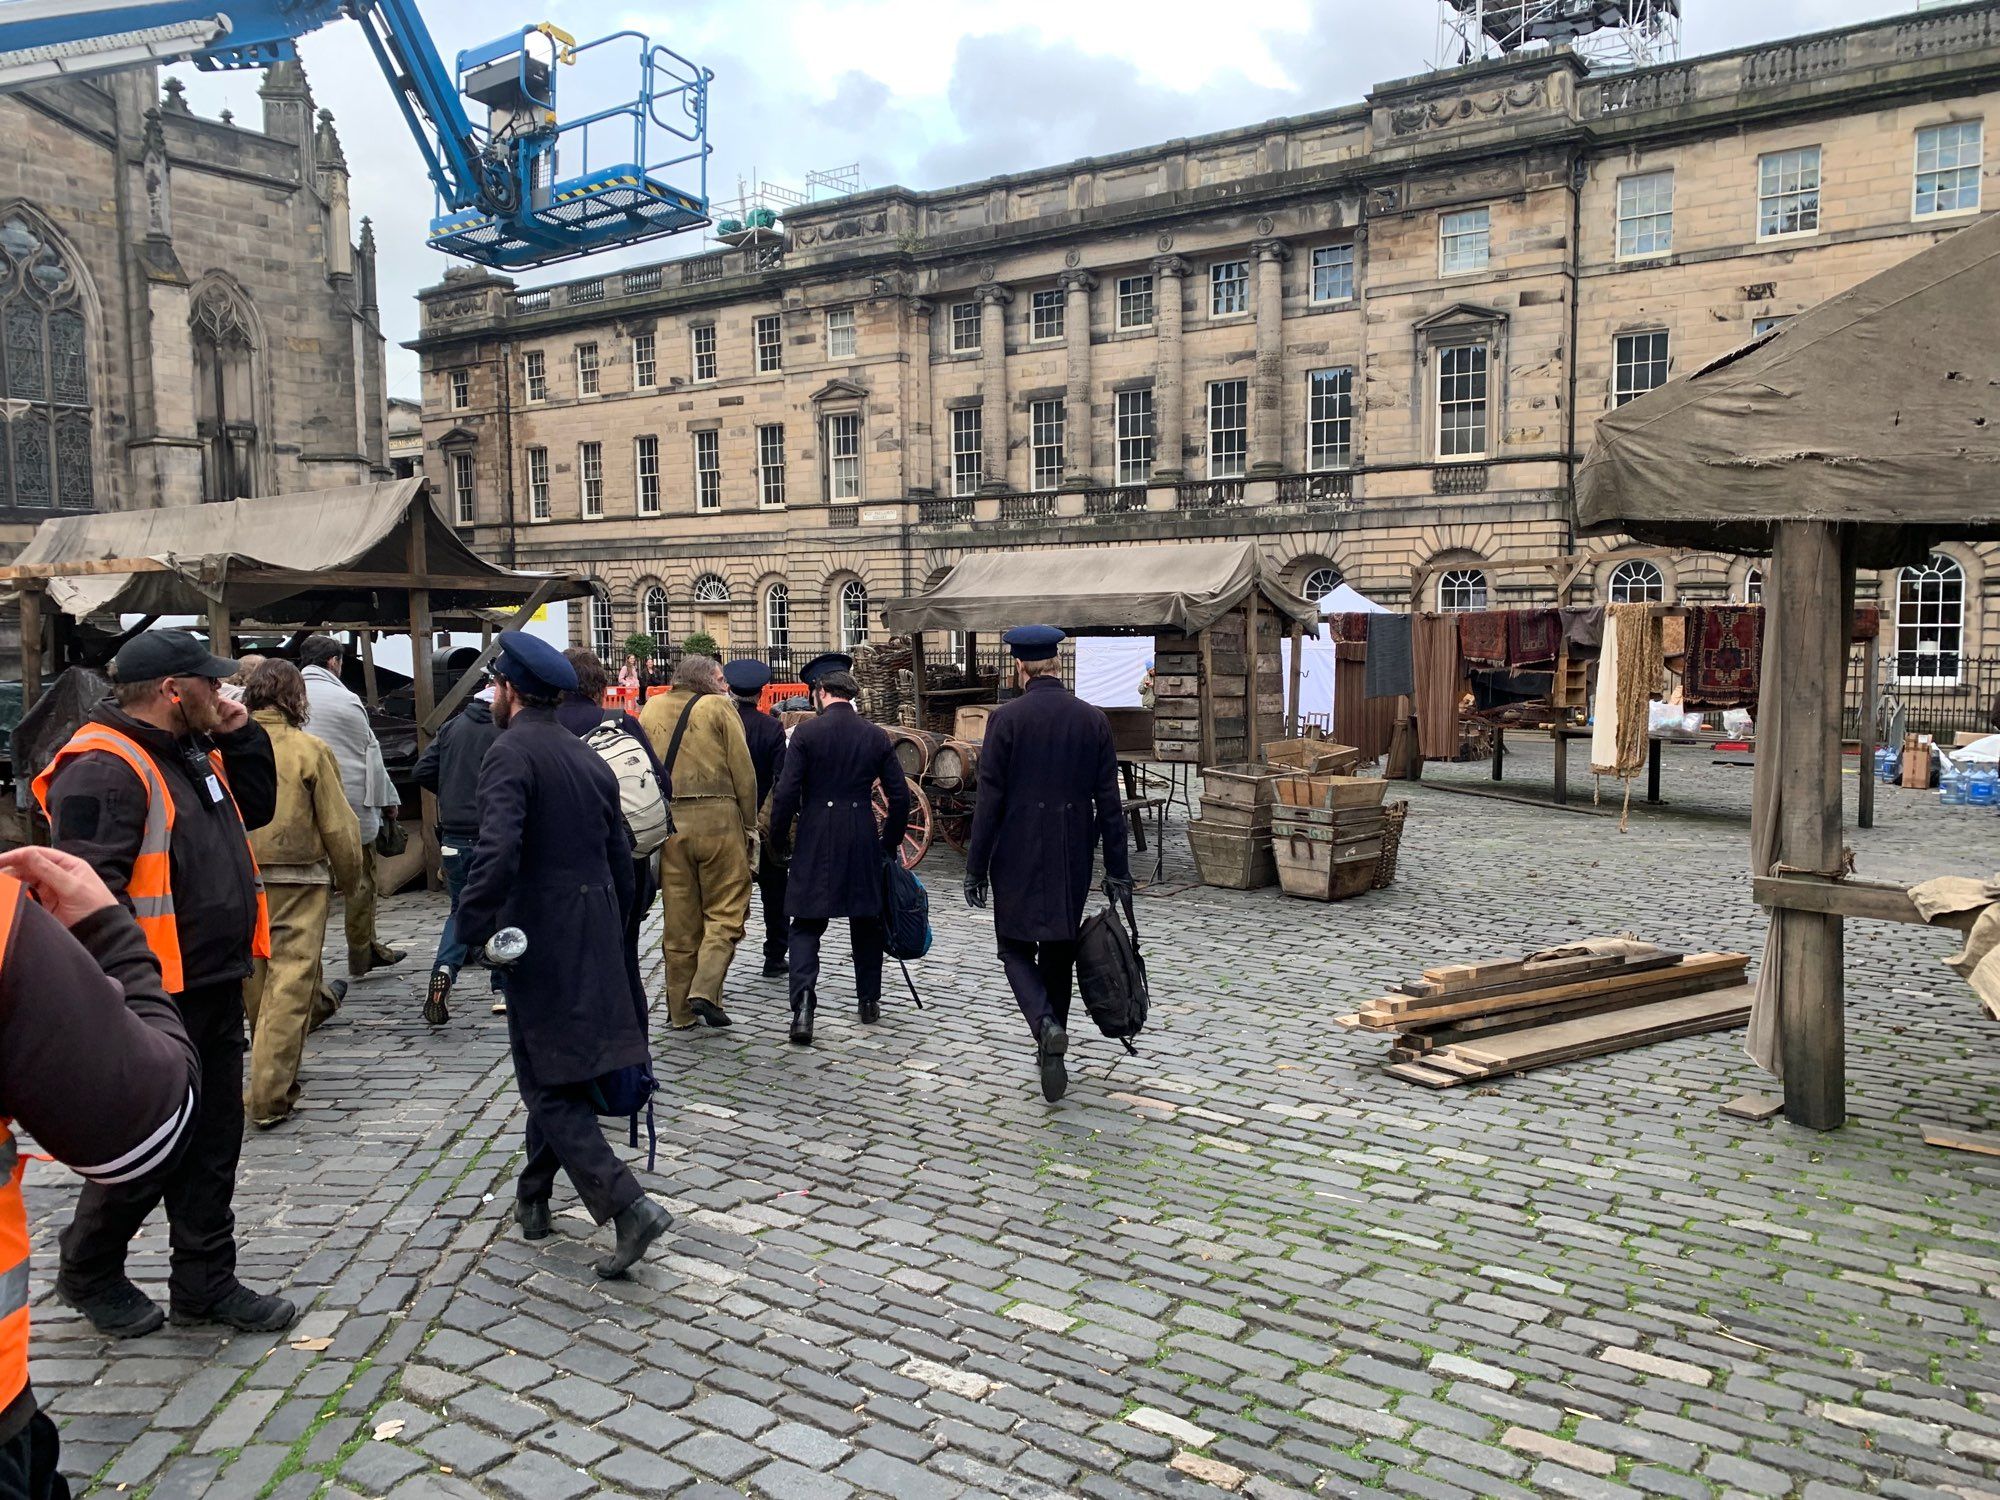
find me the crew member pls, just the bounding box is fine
[413,678,503,1025]
[768,654,909,1046]
[453,633,672,1280]
[34,628,297,1334]
[723,658,789,978]
[964,626,1131,1102]
[638,656,758,1030]
[0,844,200,1500]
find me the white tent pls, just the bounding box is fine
[1074,637,1154,707]
[1282,582,1386,729]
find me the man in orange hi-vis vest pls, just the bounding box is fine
[32,629,293,1340]
[0,844,198,1500]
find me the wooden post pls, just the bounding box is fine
[1773,521,1847,1131]
[1246,588,1264,762]
[407,507,439,889]
[1858,630,1879,831]
[19,585,43,707]
[1197,626,1217,768]
[909,630,928,729]
[1286,618,1304,739]
[358,629,380,710]
[207,597,231,659]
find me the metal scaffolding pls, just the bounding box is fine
[1435,0,1681,71]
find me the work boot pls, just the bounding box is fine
[371,943,407,969]
[516,1197,551,1241]
[54,1276,164,1339]
[423,967,452,1027]
[170,1283,298,1333]
[790,991,816,1046]
[1036,1018,1069,1103]
[309,979,347,1033]
[858,995,881,1025]
[761,957,789,978]
[691,998,732,1029]
[595,1198,671,1280]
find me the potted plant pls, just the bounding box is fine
[681,631,720,661]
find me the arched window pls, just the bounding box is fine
[642,584,670,643]
[588,589,616,663]
[765,583,791,673]
[1300,565,1342,604]
[1742,567,1763,605]
[693,573,730,604]
[190,280,262,502]
[1436,567,1488,613]
[0,210,93,513]
[839,578,870,649]
[1607,558,1665,604]
[1895,553,1965,682]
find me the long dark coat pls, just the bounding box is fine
[734,698,787,806]
[769,701,909,919]
[455,706,646,1086]
[965,675,1130,942]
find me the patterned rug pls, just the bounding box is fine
[1684,605,1762,708]
[1508,608,1561,666]
[1457,610,1510,668]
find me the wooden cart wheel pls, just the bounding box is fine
[875,777,933,869]
[935,807,972,851]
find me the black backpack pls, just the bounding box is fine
[1076,890,1149,1054]
[881,856,932,961]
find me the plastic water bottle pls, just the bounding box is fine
[1941,762,1967,806]
[1972,766,2000,808]
[1875,746,1900,784]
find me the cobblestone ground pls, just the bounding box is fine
[25,742,2000,1500]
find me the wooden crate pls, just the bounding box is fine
[1101,707,1155,756]
[953,705,997,742]
[1200,763,1285,811]
[1275,773,1390,811]
[1188,820,1276,890]
[1274,828,1381,902]
[1265,739,1360,774]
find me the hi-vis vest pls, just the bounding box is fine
[30,725,272,992]
[0,873,31,1413]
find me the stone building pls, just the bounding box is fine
[0,62,389,548]
[412,3,2000,701]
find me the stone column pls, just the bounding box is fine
[976,282,1012,493]
[1059,270,1096,486]
[1151,256,1188,481]
[1250,238,1290,475]
[907,299,936,497]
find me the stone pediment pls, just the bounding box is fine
[811,377,868,404]
[433,424,478,448]
[1414,302,1508,333]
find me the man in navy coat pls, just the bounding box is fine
[965,626,1132,1101]
[768,656,909,1045]
[724,658,790,977]
[455,633,672,1279]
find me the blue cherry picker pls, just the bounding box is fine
[0,0,714,269]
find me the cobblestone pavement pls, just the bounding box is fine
[25,742,2000,1500]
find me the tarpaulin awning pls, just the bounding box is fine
[1577,208,2000,566]
[2,478,587,623]
[880,540,1318,636]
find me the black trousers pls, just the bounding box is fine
[60,980,243,1307]
[516,1074,642,1225]
[0,1412,68,1500]
[999,937,1078,1040]
[788,917,884,1009]
[757,857,790,967]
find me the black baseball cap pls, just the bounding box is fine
[112,628,237,683]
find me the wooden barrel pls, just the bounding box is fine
[888,728,944,779]
[929,738,982,790]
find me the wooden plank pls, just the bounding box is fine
[1858,631,1878,831]
[1398,951,1684,1005]
[1394,984,1723,1047]
[1383,1061,1463,1089]
[1377,952,1747,1020]
[1773,521,1847,1132]
[1246,594,1263,763]
[19,585,43,707]
[1359,963,1749,1031]
[1409,940,1672,998]
[1753,874,1930,926]
[1920,1123,2000,1158]
[419,577,563,736]
[1197,627,1217,770]
[1444,986,1754,1069]
[0,556,173,581]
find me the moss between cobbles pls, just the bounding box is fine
[256,1356,384,1500]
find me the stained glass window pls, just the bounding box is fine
[0,212,92,513]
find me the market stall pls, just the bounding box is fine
[1577,204,2000,1131]
[0,477,590,871]
[880,541,1320,871]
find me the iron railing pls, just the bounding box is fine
[1844,650,2000,741]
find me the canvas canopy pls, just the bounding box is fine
[1577,207,2000,566]
[881,540,1318,637]
[3,478,587,623]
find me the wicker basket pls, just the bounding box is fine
[1372,800,1408,889]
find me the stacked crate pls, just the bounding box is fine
[1154,603,1287,765]
[1187,764,1284,889]
[1271,774,1390,902]
[1152,632,1202,762]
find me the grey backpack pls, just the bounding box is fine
[584,720,672,857]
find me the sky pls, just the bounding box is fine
[176,0,1918,398]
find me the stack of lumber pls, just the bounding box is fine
[1153,631,1202,763]
[1336,938,1752,1088]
